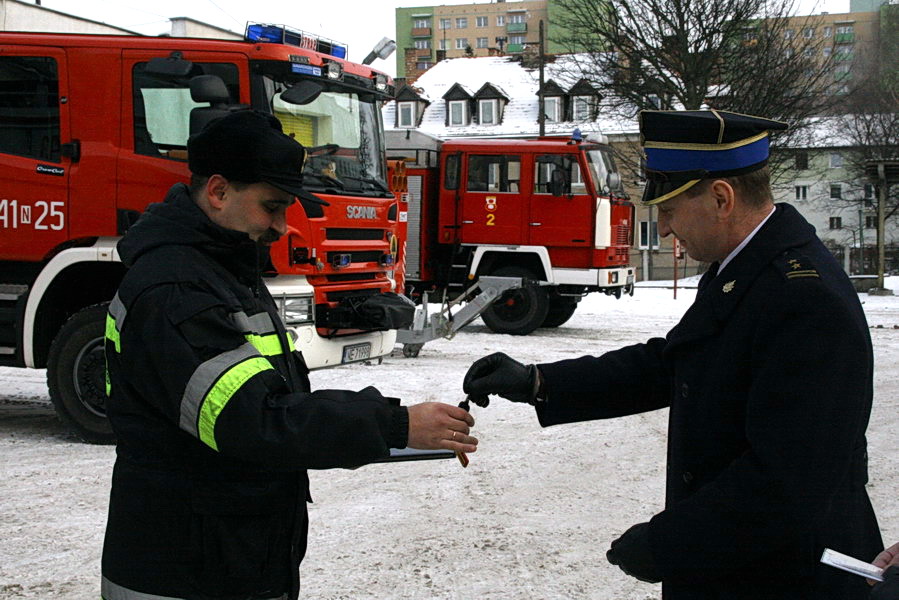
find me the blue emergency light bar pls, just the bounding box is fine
[245,22,348,60]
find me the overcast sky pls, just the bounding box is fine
[38,0,850,77]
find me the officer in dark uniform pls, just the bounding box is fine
[102,111,478,600]
[464,110,882,599]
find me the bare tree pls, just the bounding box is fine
[551,0,840,174]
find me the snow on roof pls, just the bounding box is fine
[384,55,640,140]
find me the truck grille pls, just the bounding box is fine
[615,224,631,246]
[326,228,385,240]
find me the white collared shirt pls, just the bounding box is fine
[718,205,776,274]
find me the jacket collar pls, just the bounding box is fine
[666,203,816,348]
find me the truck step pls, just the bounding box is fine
[0,284,28,302]
[0,346,15,355]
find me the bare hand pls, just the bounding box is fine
[869,542,899,586]
[407,402,477,454]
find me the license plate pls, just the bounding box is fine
[342,342,371,363]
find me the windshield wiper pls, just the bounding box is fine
[302,172,346,190]
[339,174,390,193]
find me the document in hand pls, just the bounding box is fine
[820,548,884,581]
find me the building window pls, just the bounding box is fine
[415,62,432,70]
[456,17,468,28]
[509,34,526,45]
[784,47,794,58]
[573,96,592,121]
[439,18,451,29]
[803,27,815,38]
[639,221,660,249]
[0,56,61,162]
[449,100,468,126]
[865,183,876,200]
[398,102,415,128]
[795,185,808,200]
[645,94,662,109]
[795,152,808,170]
[476,16,488,27]
[543,96,561,122]
[823,47,832,58]
[497,15,505,26]
[866,216,876,228]
[509,13,526,24]
[823,26,832,37]
[829,217,842,230]
[467,154,522,193]
[830,184,842,199]
[456,38,469,49]
[804,47,814,58]
[413,18,430,28]
[836,25,854,34]
[476,37,489,48]
[479,99,498,125]
[414,39,431,49]
[830,153,843,168]
[439,39,448,50]
[784,29,795,39]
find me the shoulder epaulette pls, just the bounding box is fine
[775,249,819,280]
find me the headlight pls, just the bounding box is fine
[277,294,315,325]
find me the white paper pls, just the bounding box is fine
[820,548,884,582]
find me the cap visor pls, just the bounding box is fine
[641,179,701,205]
[266,177,330,206]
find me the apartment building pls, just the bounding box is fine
[396,0,570,82]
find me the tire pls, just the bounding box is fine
[480,266,550,335]
[541,297,578,328]
[47,304,115,444]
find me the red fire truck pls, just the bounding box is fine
[387,130,634,347]
[0,26,407,442]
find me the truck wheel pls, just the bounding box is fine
[481,266,549,335]
[541,298,578,328]
[47,304,115,444]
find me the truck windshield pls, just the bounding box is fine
[262,75,389,197]
[585,148,618,195]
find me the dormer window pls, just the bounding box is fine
[572,96,593,121]
[479,99,498,125]
[398,102,416,128]
[449,100,469,125]
[543,96,561,122]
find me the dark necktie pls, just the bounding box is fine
[697,262,720,296]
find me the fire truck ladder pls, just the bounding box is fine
[396,276,525,357]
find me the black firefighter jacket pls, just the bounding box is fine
[102,184,409,600]
[536,203,881,599]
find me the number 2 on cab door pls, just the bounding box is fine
[486,213,495,226]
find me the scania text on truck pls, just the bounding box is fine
[387,130,634,337]
[0,25,409,442]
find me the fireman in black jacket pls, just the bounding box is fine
[464,110,881,599]
[101,110,477,600]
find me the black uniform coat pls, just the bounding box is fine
[536,203,881,599]
[102,184,409,600]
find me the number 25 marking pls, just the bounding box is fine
[486,213,495,226]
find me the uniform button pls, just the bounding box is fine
[683,471,694,483]
[681,383,689,398]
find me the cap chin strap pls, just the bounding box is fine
[642,179,702,206]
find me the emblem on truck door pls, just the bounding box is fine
[347,205,377,219]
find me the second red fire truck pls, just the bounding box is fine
[387,130,634,350]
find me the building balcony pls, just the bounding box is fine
[834,32,855,43]
[506,43,524,53]
[506,22,527,33]
[834,70,852,81]
[833,52,854,62]
[411,27,431,37]
[416,48,432,58]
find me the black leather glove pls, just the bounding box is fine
[871,566,899,600]
[463,352,539,404]
[607,522,662,584]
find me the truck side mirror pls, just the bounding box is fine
[607,172,621,192]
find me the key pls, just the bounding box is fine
[455,398,473,468]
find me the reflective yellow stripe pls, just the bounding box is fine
[197,356,274,451]
[105,314,121,353]
[245,332,294,356]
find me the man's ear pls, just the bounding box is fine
[710,179,735,220]
[206,174,228,210]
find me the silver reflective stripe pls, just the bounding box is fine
[109,293,127,332]
[231,310,277,335]
[101,576,184,600]
[179,342,260,438]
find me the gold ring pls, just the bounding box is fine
[452,431,457,441]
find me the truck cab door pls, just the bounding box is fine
[117,50,247,218]
[0,48,70,262]
[528,154,593,248]
[458,153,524,245]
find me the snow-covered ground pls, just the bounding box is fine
[2,283,899,599]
